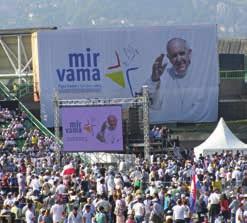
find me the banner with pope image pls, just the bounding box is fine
[34,24,219,127]
[61,106,123,152]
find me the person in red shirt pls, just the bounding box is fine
[126,214,136,223]
[220,193,230,223]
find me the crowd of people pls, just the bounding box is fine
[0,106,245,223]
[149,125,174,148]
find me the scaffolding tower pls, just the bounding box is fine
[54,86,150,161]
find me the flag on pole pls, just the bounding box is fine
[190,174,200,212]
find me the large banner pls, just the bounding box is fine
[35,25,219,127]
[61,106,123,152]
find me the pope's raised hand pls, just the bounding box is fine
[151,54,167,81]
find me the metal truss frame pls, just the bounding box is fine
[0,34,32,79]
[54,86,150,161]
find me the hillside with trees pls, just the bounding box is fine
[1,0,247,37]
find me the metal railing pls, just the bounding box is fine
[220,70,247,79]
[0,81,62,144]
[15,83,33,98]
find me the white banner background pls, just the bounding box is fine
[36,25,219,127]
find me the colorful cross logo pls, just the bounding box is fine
[105,50,139,96]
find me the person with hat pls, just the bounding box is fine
[132,194,145,223]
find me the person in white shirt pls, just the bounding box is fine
[82,198,96,217]
[96,115,120,144]
[132,195,145,223]
[50,200,65,223]
[114,174,123,190]
[232,166,242,186]
[149,182,158,198]
[82,204,94,223]
[208,189,220,223]
[3,192,15,208]
[17,173,26,197]
[106,173,115,195]
[145,37,217,123]
[68,206,83,223]
[96,177,107,196]
[182,199,191,223]
[143,193,152,223]
[119,160,126,173]
[157,167,164,181]
[235,203,244,223]
[56,180,67,194]
[173,199,185,223]
[29,175,41,197]
[25,203,35,223]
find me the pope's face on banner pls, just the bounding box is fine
[107,115,117,130]
[167,38,192,75]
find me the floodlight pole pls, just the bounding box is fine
[142,85,150,162]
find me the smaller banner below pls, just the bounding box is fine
[61,106,123,152]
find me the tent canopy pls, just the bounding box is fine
[194,117,247,157]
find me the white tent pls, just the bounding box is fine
[194,117,247,157]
